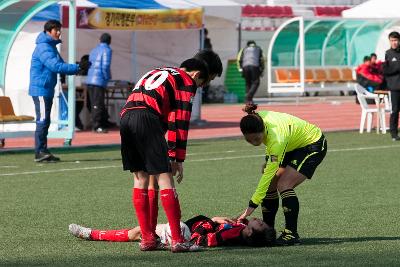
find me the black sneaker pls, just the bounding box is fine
[276,229,301,246]
[34,152,60,163]
[45,154,60,162]
[392,136,400,141]
[34,152,51,162]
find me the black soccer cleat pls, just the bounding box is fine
[276,229,301,246]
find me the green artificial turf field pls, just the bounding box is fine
[1,131,399,266]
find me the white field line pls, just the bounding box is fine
[1,144,399,177]
[0,165,120,177]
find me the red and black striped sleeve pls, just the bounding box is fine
[166,69,197,162]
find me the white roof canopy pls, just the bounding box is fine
[342,0,400,19]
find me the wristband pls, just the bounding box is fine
[248,200,258,209]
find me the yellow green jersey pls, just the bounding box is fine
[250,110,322,205]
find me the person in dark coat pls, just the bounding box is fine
[237,41,265,104]
[383,31,400,141]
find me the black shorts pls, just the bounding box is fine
[281,134,327,179]
[120,109,171,175]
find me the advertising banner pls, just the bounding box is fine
[62,6,202,30]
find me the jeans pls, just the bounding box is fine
[32,96,53,155]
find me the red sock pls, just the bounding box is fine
[160,188,183,243]
[133,188,153,241]
[148,189,159,234]
[90,229,130,242]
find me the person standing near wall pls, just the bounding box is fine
[86,33,112,134]
[383,31,400,141]
[29,20,80,162]
[237,41,265,104]
[201,28,213,103]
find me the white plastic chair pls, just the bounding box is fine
[377,90,391,133]
[355,85,390,134]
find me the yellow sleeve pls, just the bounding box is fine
[260,48,265,71]
[250,138,288,206]
[250,159,279,205]
[236,48,244,71]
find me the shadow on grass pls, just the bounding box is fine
[190,121,239,129]
[301,236,400,245]
[1,246,266,267]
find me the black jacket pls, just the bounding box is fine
[383,48,400,90]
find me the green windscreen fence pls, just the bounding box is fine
[0,0,57,89]
[271,19,393,68]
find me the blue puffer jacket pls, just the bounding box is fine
[29,32,79,97]
[86,43,112,88]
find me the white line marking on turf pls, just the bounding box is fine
[0,165,120,177]
[186,150,236,156]
[189,154,262,162]
[1,144,399,177]
[329,144,400,152]
[183,144,400,162]
[0,165,18,168]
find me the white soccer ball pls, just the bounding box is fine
[159,221,191,245]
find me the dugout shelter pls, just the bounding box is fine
[0,0,240,145]
[267,0,400,94]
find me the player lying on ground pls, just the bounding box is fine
[69,215,276,248]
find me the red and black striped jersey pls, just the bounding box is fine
[185,215,246,247]
[120,67,197,162]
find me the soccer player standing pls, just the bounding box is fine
[120,58,210,252]
[237,103,327,246]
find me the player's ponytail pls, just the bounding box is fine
[240,103,264,134]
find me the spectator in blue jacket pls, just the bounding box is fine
[86,33,112,133]
[29,20,81,163]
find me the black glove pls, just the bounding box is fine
[79,61,91,70]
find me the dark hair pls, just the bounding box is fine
[44,20,62,32]
[180,58,209,80]
[194,50,223,77]
[240,103,264,134]
[363,56,371,62]
[245,226,276,247]
[247,40,256,46]
[100,33,111,44]
[370,53,377,58]
[388,31,400,40]
[204,28,208,35]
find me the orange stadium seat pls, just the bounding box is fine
[341,68,355,82]
[275,69,290,83]
[313,69,328,82]
[288,69,300,82]
[0,96,34,122]
[327,68,342,82]
[305,69,315,83]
